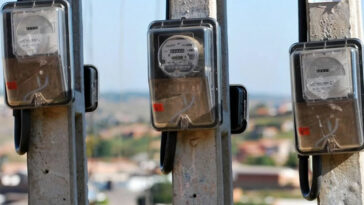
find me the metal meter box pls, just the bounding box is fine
[1,0,73,108]
[290,39,364,155]
[148,18,221,131]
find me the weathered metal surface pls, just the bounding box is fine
[307,0,364,204]
[169,0,232,204]
[71,0,88,204]
[216,0,232,203]
[27,0,87,204]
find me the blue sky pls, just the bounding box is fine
[1,1,361,96]
[83,0,298,96]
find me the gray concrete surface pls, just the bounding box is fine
[306,0,364,204]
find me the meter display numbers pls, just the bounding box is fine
[158,35,201,77]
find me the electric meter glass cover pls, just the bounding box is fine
[1,0,73,108]
[290,39,364,155]
[148,18,221,131]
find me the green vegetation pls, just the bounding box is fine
[241,130,262,141]
[284,152,298,168]
[90,198,109,205]
[276,131,294,139]
[150,182,173,204]
[245,156,275,166]
[243,189,302,199]
[86,135,157,158]
[234,190,302,204]
[253,115,291,126]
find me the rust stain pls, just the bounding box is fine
[179,130,214,147]
[189,136,201,147]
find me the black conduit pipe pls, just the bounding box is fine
[160,131,177,174]
[298,155,322,201]
[13,109,31,155]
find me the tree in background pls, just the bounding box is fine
[245,156,275,166]
[284,152,298,169]
[150,182,172,204]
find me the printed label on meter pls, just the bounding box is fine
[301,48,353,100]
[158,35,201,77]
[12,8,60,57]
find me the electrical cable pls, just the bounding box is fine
[298,155,322,201]
[13,109,31,155]
[160,131,177,174]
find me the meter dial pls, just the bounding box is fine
[13,13,55,56]
[303,56,351,100]
[158,35,202,77]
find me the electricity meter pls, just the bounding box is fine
[290,39,364,155]
[148,18,221,131]
[1,0,73,108]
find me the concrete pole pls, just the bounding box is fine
[305,0,364,204]
[27,0,87,204]
[168,0,232,204]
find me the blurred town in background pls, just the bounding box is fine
[0,92,315,205]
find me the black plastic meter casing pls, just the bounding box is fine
[148,18,222,131]
[290,39,364,155]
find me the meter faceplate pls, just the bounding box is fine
[1,0,73,108]
[158,35,202,77]
[290,39,364,155]
[301,48,353,100]
[148,18,221,131]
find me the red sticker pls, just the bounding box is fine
[6,82,17,90]
[299,127,310,136]
[153,103,164,112]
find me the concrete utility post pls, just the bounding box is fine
[168,0,232,204]
[26,0,88,204]
[305,0,364,204]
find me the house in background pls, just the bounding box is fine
[236,139,293,165]
[232,162,299,190]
